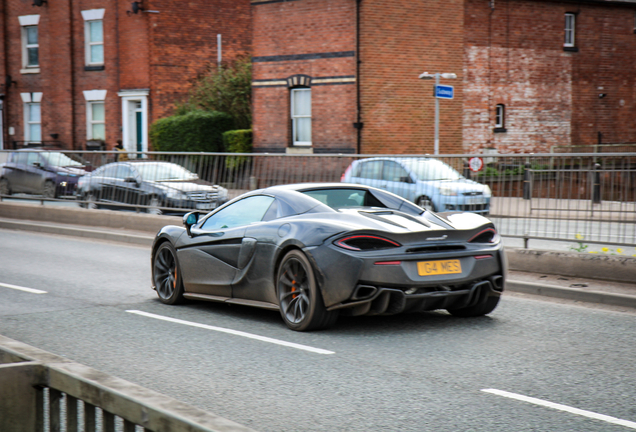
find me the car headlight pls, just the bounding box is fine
[166,190,188,200]
[439,186,457,196]
[217,187,228,199]
[57,172,68,176]
[483,185,492,197]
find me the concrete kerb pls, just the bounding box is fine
[1,201,635,308]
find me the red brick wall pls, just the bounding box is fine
[252,0,357,152]
[464,0,636,154]
[0,0,250,151]
[359,0,465,154]
[148,0,252,123]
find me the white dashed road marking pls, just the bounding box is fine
[126,310,335,355]
[0,282,47,294]
[482,389,636,430]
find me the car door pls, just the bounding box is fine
[177,195,275,298]
[383,160,416,201]
[18,152,45,193]
[112,165,143,205]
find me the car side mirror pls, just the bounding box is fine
[400,176,414,184]
[183,211,200,237]
[33,162,41,168]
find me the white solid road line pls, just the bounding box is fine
[0,282,47,294]
[482,389,636,430]
[126,310,335,355]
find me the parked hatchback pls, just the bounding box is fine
[0,149,88,198]
[342,157,491,214]
[76,161,228,214]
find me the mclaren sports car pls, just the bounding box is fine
[151,183,506,331]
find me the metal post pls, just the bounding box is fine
[434,73,440,155]
[523,162,532,200]
[592,162,601,204]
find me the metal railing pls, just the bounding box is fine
[1,149,635,248]
[0,335,256,432]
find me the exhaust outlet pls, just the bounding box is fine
[352,285,378,301]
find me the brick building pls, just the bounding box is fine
[0,0,251,152]
[252,0,636,154]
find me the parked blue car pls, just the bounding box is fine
[341,157,491,214]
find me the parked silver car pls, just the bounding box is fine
[342,157,491,214]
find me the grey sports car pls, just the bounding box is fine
[151,183,506,331]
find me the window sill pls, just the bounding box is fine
[85,65,105,71]
[286,146,314,155]
[20,68,40,74]
[493,127,507,133]
[563,46,578,52]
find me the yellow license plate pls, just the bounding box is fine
[417,259,462,276]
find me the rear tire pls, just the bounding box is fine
[153,242,184,305]
[277,250,338,331]
[447,295,500,317]
[0,178,11,196]
[42,180,56,199]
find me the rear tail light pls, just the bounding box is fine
[335,235,401,251]
[341,165,352,182]
[468,228,499,243]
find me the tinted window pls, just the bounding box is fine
[40,152,83,167]
[201,195,275,230]
[358,161,382,180]
[302,188,383,209]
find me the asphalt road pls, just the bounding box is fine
[1,229,636,431]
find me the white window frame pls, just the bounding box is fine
[81,9,105,66]
[19,15,40,73]
[564,13,576,48]
[21,92,43,143]
[495,104,505,128]
[83,90,107,141]
[291,88,312,147]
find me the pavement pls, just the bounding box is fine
[1,200,635,311]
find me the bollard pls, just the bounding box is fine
[592,163,601,204]
[522,162,532,200]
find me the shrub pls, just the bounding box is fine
[223,129,252,169]
[149,110,235,153]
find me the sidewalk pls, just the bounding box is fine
[1,201,635,310]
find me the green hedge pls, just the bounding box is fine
[149,110,235,152]
[223,129,252,169]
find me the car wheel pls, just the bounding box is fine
[0,178,11,196]
[42,181,56,199]
[153,242,184,305]
[277,250,338,331]
[416,196,435,212]
[447,295,500,317]
[147,196,163,215]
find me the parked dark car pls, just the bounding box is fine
[151,183,506,331]
[342,157,492,214]
[0,149,88,198]
[76,161,228,214]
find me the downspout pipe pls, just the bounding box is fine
[355,0,362,154]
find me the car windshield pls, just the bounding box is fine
[402,159,463,181]
[40,152,83,167]
[134,163,198,181]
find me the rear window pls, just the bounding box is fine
[301,188,383,209]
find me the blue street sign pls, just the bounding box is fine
[435,85,454,99]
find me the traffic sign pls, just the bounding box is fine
[435,85,454,99]
[469,157,484,172]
